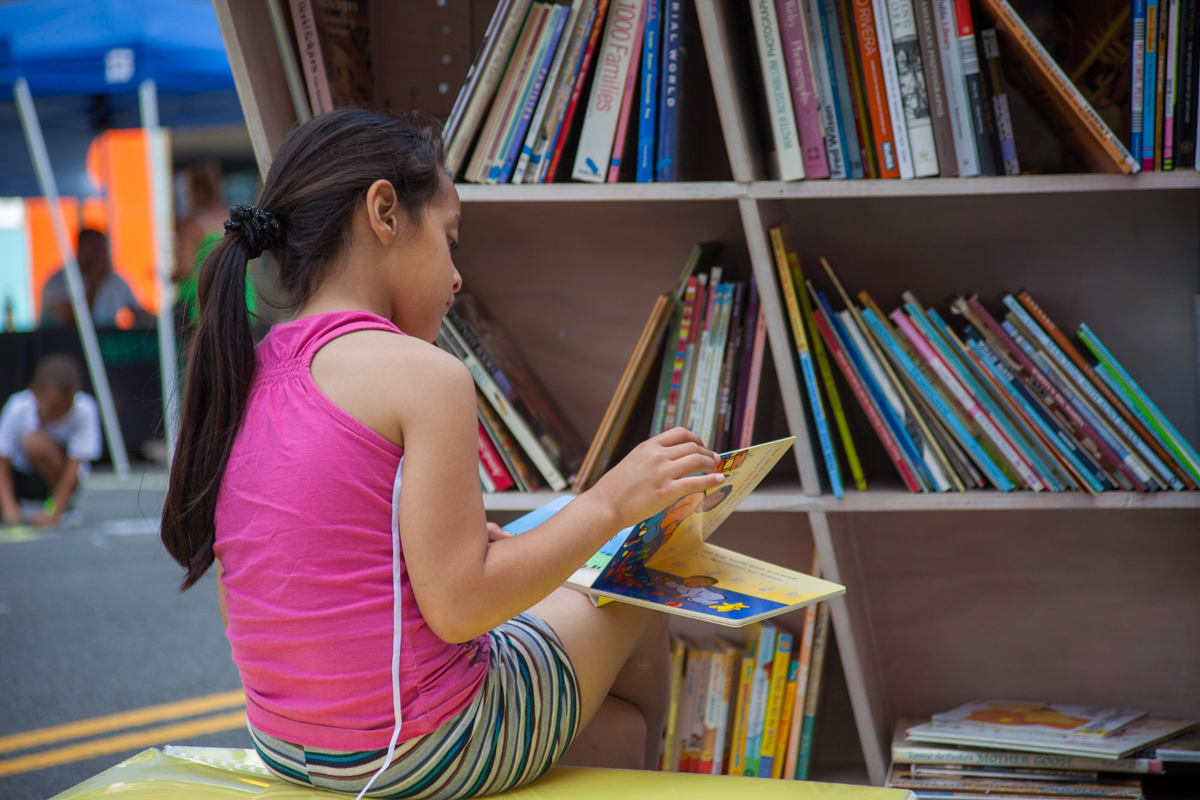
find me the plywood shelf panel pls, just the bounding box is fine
[484,484,1200,513]
[458,172,1200,203]
[455,181,745,202]
[749,172,1200,199]
[819,485,1200,512]
[839,509,1200,726]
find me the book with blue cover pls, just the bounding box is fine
[637,0,660,182]
[655,0,684,180]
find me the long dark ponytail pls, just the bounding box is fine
[161,109,446,590]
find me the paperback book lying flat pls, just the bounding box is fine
[906,717,1194,759]
[504,437,845,626]
[931,701,1147,738]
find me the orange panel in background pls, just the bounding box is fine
[26,130,161,320]
[96,129,158,314]
[26,198,88,320]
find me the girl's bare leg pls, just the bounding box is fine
[527,587,670,769]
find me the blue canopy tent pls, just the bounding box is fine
[0,0,243,474]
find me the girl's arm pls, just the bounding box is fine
[396,343,723,644]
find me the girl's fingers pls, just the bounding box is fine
[668,472,728,496]
[654,426,707,448]
[669,453,727,480]
[659,441,718,465]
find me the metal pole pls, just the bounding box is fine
[266,0,312,124]
[139,80,181,462]
[13,78,130,477]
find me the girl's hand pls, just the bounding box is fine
[585,427,724,532]
[486,522,511,542]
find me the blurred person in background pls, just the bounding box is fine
[40,229,148,329]
[174,162,257,325]
[0,354,101,527]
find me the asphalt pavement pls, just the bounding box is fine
[0,468,252,800]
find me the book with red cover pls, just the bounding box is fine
[450,292,587,481]
[808,287,923,491]
[953,296,1145,490]
[850,0,903,177]
[477,421,516,492]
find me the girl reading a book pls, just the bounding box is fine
[160,109,726,800]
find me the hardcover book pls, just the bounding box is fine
[502,438,845,625]
[974,0,1140,173]
[874,0,918,177]
[573,0,649,181]
[883,0,941,175]
[852,0,904,177]
[803,0,849,178]
[777,0,833,178]
[751,0,809,180]
[288,0,374,116]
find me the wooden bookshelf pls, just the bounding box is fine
[484,485,1200,513]
[215,0,1200,788]
[748,171,1200,199]
[457,182,745,202]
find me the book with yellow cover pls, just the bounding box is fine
[661,635,688,771]
[503,438,846,626]
[727,655,756,775]
[774,658,801,779]
[711,639,741,775]
[758,631,794,777]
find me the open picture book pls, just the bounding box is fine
[503,437,845,626]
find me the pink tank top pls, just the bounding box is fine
[214,310,490,752]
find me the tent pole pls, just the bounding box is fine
[139,80,181,463]
[13,78,130,478]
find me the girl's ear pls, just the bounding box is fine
[365,179,404,244]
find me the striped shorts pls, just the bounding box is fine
[248,613,581,799]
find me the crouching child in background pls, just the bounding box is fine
[0,354,102,526]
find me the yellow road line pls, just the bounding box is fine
[0,710,248,778]
[0,689,245,755]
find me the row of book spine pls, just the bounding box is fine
[771,223,1200,495]
[662,565,832,780]
[750,0,1140,179]
[445,0,693,184]
[435,293,588,493]
[1132,0,1200,171]
[575,243,772,490]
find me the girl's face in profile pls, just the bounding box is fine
[387,170,463,341]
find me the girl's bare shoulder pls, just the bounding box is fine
[311,328,473,447]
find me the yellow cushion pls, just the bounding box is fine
[51,746,913,800]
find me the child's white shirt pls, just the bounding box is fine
[0,390,102,476]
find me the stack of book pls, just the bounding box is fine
[889,701,1200,798]
[445,0,698,184]
[436,292,587,492]
[576,243,772,490]
[661,560,834,779]
[747,0,1143,178]
[1132,0,1200,172]
[770,224,1200,495]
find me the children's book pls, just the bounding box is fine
[932,701,1147,738]
[502,438,845,626]
[907,716,1193,759]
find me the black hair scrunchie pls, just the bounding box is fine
[224,204,285,259]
